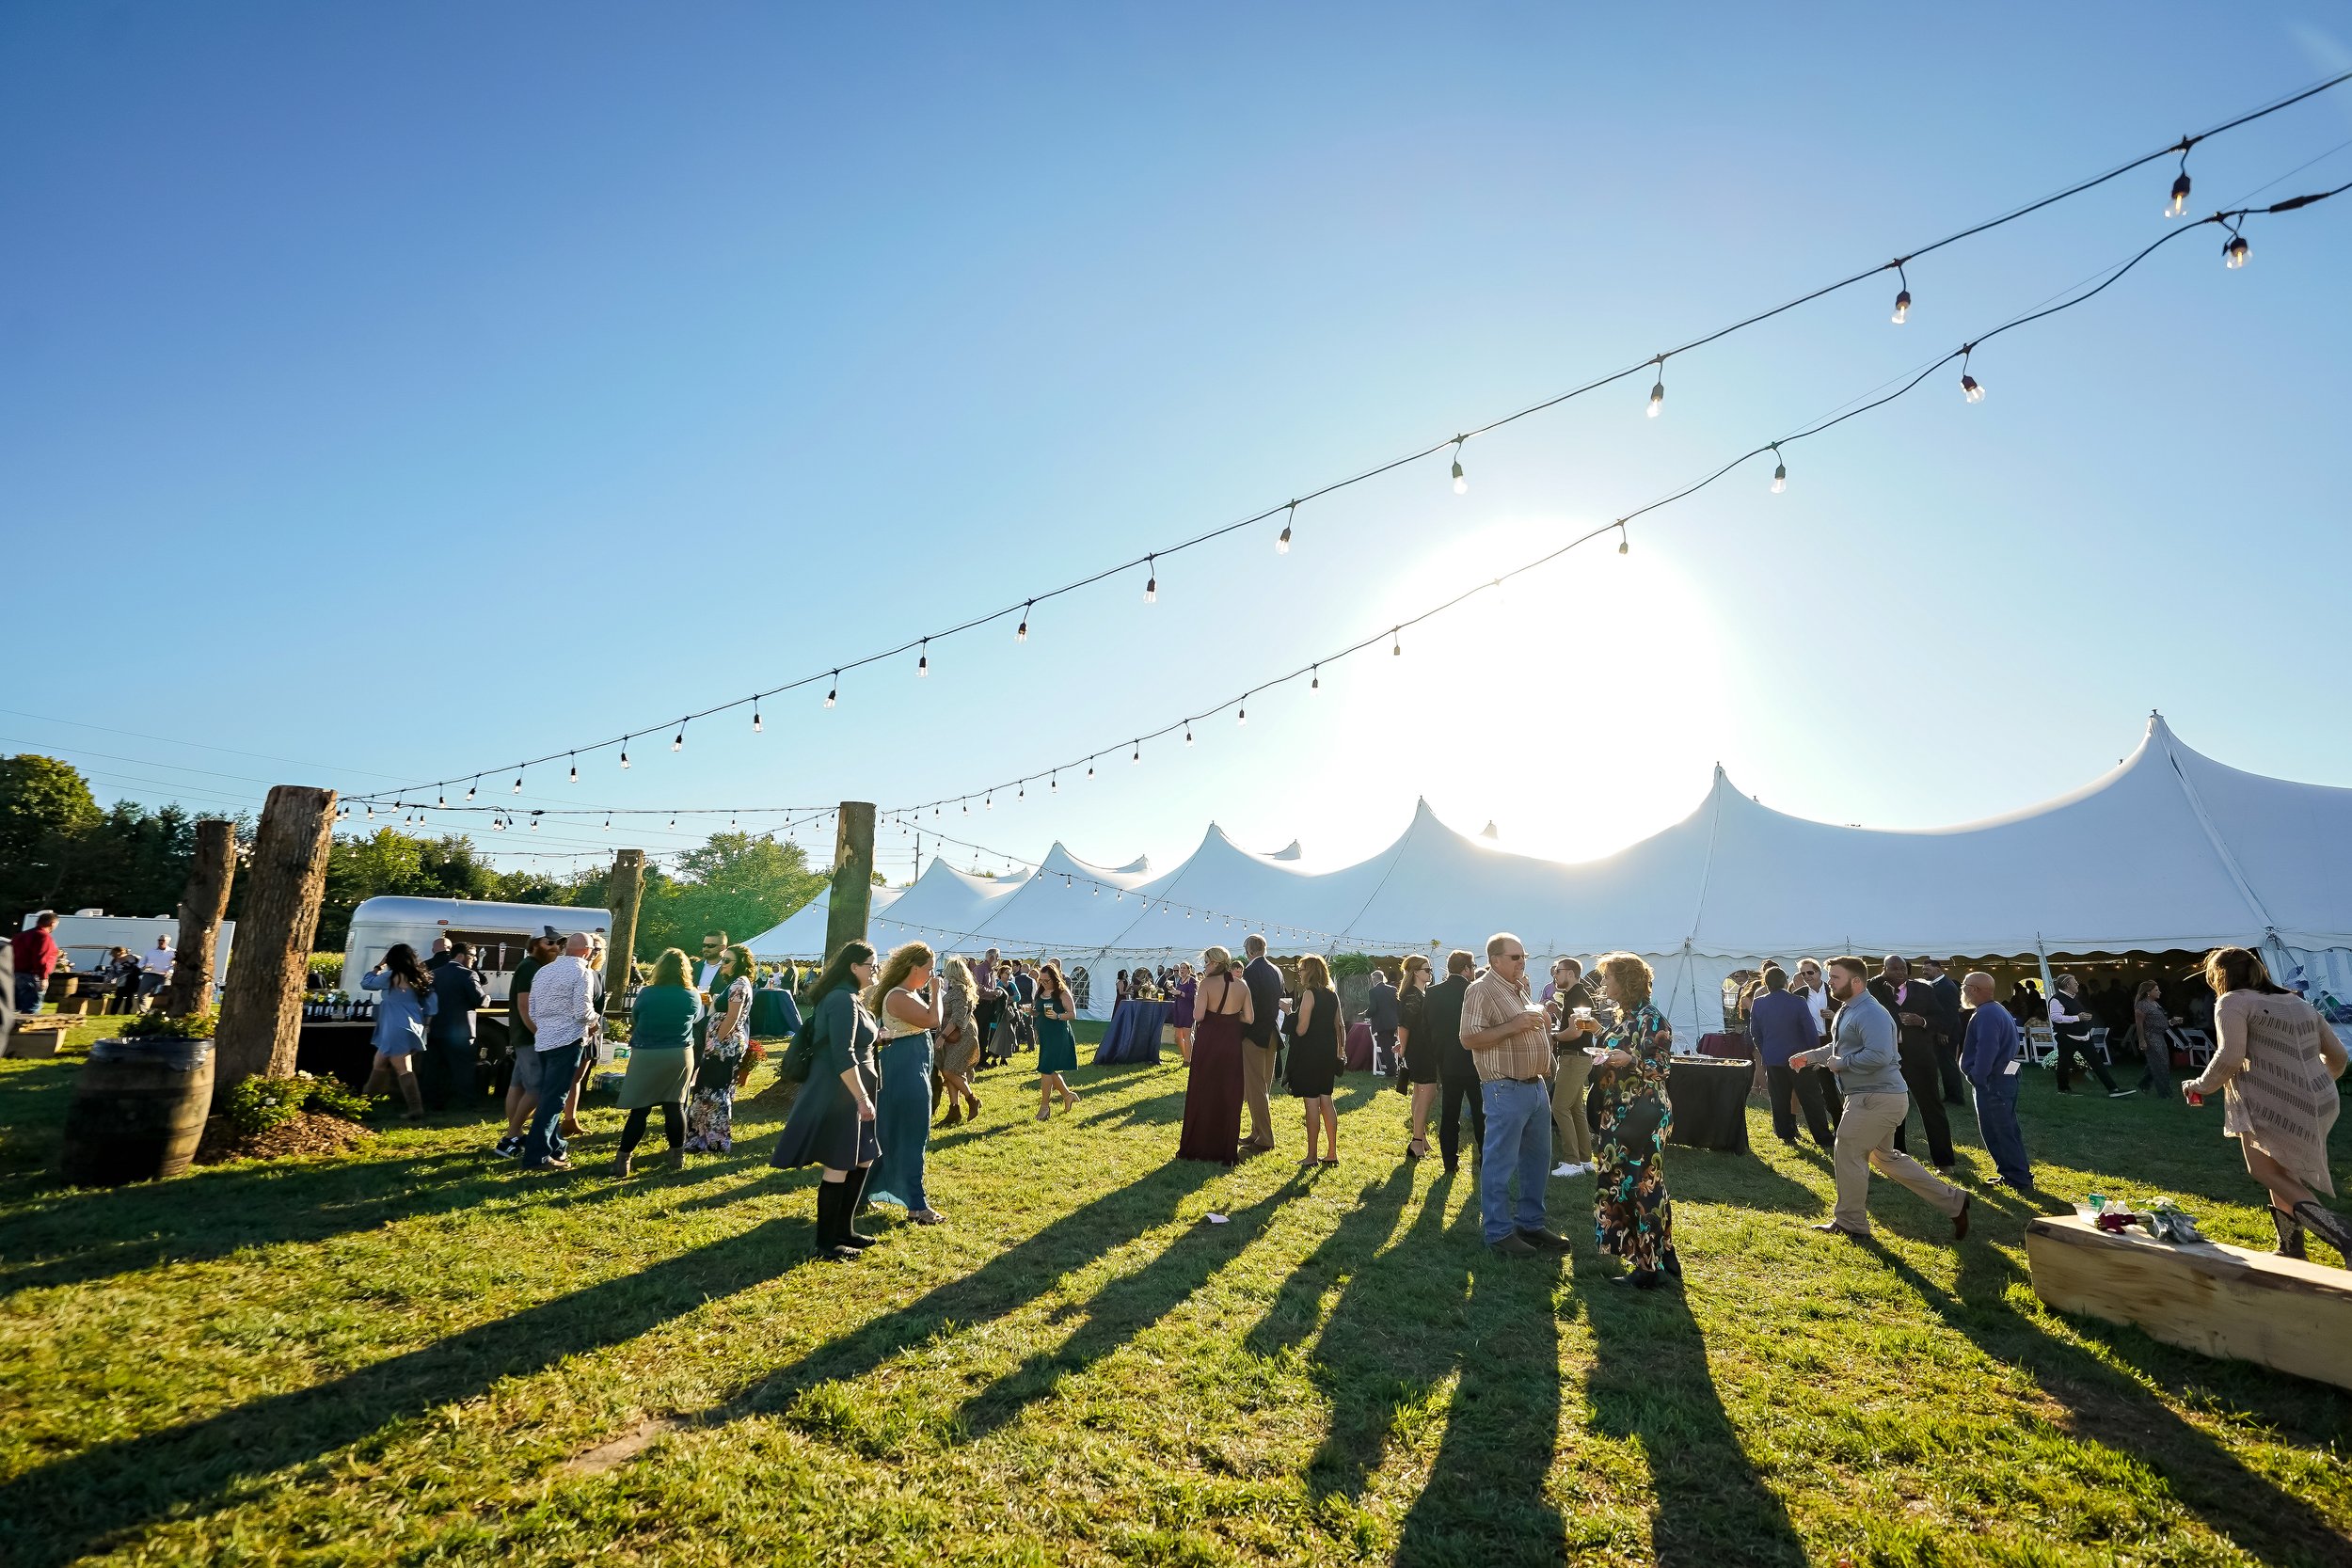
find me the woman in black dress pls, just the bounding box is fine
[769,939,883,1262]
[1395,955,1438,1160]
[1283,953,1344,1166]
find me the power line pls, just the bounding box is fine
[344,71,2352,808]
[880,186,2348,820]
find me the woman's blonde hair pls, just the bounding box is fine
[1596,951,1653,1009]
[650,947,692,989]
[1297,953,1331,990]
[2203,945,2280,997]
[868,941,937,1007]
[1200,945,1233,975]
[942,956,977,1007]
[1399,954,1431,989]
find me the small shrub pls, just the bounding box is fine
[221,1072,371,1138]
[120,1010,217,1041]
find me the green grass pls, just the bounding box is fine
[2,1024,2348,1566]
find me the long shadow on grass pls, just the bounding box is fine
[1579,1256,1804,1567]
[1864,1237,2352,1566]
[946,1172,1300,1442]
[0,1159,1214,1568]
[1391,1192,1566,1568]
[1650,1146,1821,1215]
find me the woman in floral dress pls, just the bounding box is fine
[685,943,757,1152]
[1590,951,1678,1289]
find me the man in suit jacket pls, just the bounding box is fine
[1874,956,1956,1168]
[1366,970,1401,1075]
[1239,935,1286,1152]
[1917,957,1969,1105]
[1422,950,1483,1174]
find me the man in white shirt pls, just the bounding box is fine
[519,934,597,1171]
[695,931,727,993]
[138,937,175,1001]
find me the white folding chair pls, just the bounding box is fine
[2024,1023,2057,1068]
[2175,1027,2213,1071]
[2088,1025,2112,1065]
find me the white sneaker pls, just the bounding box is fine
[1552,1162,1578,1177]
[1575,1162,1597,1176]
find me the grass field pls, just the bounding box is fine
[3,1019,2348,1566]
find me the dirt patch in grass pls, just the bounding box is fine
[194,1112,374,1165]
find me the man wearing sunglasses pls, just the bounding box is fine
[1458,933,1572,1258]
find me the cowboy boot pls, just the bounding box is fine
[2270,1207,2307,1260]
[2291,1200,2352,1263]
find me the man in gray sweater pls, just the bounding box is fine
[1791,956,1970,1241]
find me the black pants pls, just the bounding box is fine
[1438,1073,1486,1170]
[974,999,1001,1064]
[1934,1035,1969,1104]
[1889,1037,1956,1166]
[619,1102,685,1155]
[2052,1032,2118,1093]
[1767,1063,1837,1148]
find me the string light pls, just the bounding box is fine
[1391,627,1402,657]
[1959,343,1985,402]
[1891,260,1912,324]
[753,705,762,734]
[2223,222,2249,267]
[603,814,612,832]
[467,778,478,801]
[1144,556,1158,603]
[365,804,374,821]
[1647,356,1666,418]
[1185,724,1194,746]
[512,772,523,794]
[529,815,539,832]
[1617,521,1630,555]
[1311,665,1320,693]
[1016,601,1031,642]
[1132,740,1141,764]
[568,754,578,784]
[1236,705,1247,726]
[437,792,446,808]
[620,739,630,769]
[673,722,685,752]
[1450,437,1469,494]
[917,640,930,677]
[2168,140,2195,217]
[1770,443,1787,494]
[825,672,838,708]
[1278,501,1295,554]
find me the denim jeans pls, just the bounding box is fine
[1970,1070,2031,1186]
[1478,1077,1552,1243]
[12,973,43,1016]
[521,1040,582,1166]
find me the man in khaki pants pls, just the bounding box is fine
[1791,956,1970,1242]
[1547,958,1598,1176]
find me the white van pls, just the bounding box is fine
[23,911,235,985]
[338,895,612,1004]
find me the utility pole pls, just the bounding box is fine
[161,818,236,1016]
[822,801,876,961]
[214,785,336,1092]
[603,847,646,1008]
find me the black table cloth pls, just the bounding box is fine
[1666,1057,1752,1153]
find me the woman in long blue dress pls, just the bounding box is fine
[866,942,947,1225]
[1033,959,1081,1119]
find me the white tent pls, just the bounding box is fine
[751,716,2352,1029]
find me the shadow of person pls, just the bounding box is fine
[1578,1250,1805,1567]
[0,1159,1216,1568]
[947,1172,1302,1444]
[1859,1236,2351,1566]
[1391,1227,1567,1567]
[1241,1164,1419,1366]
[1658,1147,1823,1215]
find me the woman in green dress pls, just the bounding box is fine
[1034,959,1081,1119]
[612,947,702,1177]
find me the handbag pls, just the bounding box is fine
[776,999,823,1085]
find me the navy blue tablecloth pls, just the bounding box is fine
[1094,999,1170,1065]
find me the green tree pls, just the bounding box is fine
[638,832,823,960]
[0,754,103,926]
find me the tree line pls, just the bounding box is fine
[0,754,828,963]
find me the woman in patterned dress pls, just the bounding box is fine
[1590,950,1678,1290]
[685,943,756,1152]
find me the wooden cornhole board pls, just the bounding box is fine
[2026,1213,2352,1391]
[3,1017,77,1059]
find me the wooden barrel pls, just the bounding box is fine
[58,1037,215,1185]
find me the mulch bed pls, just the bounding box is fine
[195,1112,375,1165]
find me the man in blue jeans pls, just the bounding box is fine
[1960,970,2033,1189]
[519,932,596,1171]
[1457,932,1571,1258]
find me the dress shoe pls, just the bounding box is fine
[1515,1227,1573,1253]
[1489,1232,1538,1258]
[1952,1196,1972,1241]
[1808,1221,1864,1239]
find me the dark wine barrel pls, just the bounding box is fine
[58,1037,215,1185]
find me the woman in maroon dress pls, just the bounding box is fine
[1178,945,1254,1164]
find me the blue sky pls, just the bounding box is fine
[5,5,2348,886]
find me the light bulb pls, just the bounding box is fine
[1617,524,1629,556]
[1132,741,1140,764]
[1185,725,1193,746]
[2223,232,2249,269]
[1016,601,1030,641]
[1311,665,1320,693]
[365,804,374,820]
[1236,706,1247,726]
[620,741,630,769]
[2168,171,2191,218]
[1451,461,1468,495]
[825,673,838,707]
[1144,557,1157,603]
[917,641,930,675]
[753,707,762,733]
[512,774,523,794]
[1892,289,1911,325]
[1050,773,1057,791]
[467,781,477,801]
[529,816,538,831]
[1088,764,1095,779]
[1771,449,1787,494]
[1647,380,1664,418]
[1278,505,1295,553]
[1392,630,1402,656]
[437,793,446,808]
[603,815,612,832]
[672,726,684,751]
[568,756,578,783]
[1961,372,1984,403]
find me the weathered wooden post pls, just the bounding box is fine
[213,785,337,1092]
[604,847,646,1007]
[821,801,876,961]
[161,818,236,1017]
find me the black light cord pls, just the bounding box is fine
[345,72,2352,807]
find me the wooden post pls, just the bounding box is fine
[161,818,236,1017]
[213,785,337,1092]
[822,801,876,961]
[604,848,646,1009]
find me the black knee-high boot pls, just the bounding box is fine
[813,1180,848,1259]
[841,1164,879,1247]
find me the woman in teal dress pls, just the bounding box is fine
[1590,951,1678,1290]
[865,942,947,1225]
[1033,959,1081,1119]
[611,946,701,1177]
[770,940,883,1261]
